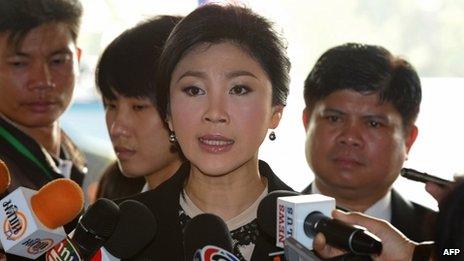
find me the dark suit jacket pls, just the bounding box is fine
[390,189,436,242]
[301,184,436,242]
[122,160,293,261]
[0,116,86,192]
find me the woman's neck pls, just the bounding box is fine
[184,158,266,221]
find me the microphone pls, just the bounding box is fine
[257,191,382,256]
[0,178,84,259]
[400,167,453,187]
[304,211,382,255]
[74,198,120,259]
[183,213,239,261]
[104,200,157,259]
[31,179,84,230]
[257,190,299,244]
[0,159,11,195]
[46,199,157,260]
[45,198,119,260]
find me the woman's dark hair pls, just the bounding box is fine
[95,15,182,105]
[304,43,422,128]
[155,4,290,119]
[0,0,82,47]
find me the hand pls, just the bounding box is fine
[425,176,463,203]
[313,231,347,258]
[313,209,417,261]
[425,182,452,203]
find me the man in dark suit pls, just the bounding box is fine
[301,43,435,242]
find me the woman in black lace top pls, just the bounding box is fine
[124,4,293,260]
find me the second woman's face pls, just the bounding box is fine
[104,92,178,178]
[168,42,282,176]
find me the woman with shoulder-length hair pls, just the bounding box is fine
[126,4,292,260]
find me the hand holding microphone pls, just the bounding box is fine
[257,191,382,258]
[314,210,417,261]
[400,167,463,203]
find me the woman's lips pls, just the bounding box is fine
[198,135,235,153]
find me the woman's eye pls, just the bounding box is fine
[182,86,205,96]
[229,85,251,95]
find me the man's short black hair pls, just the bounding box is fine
[0,0,83,46]
[304,43,422,128]
[95,15,182,105]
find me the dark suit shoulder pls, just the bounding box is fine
[411,200,436,217]
[391,189,436,242]
[258,160,293,192]
[301,183,311,194]
[115,163,188,260]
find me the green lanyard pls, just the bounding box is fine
[0,125,53,179]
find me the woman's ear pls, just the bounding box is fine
[269,105,284,129]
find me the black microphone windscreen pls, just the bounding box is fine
[104,200,157,259]
[183,213,233,260]
[73,198,119,258]
[257,190,299,238]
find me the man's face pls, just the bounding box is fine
[303,89,418,198]
[0,22,80,128]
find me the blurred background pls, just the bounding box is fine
[62,0,464,210]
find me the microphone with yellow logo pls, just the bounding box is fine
[0,160,84,259]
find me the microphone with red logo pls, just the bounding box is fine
[183,213,239,261]
[46,199,157,260]
[0,174,84,259]
[257,191,382,259]
[45,198,119,260]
